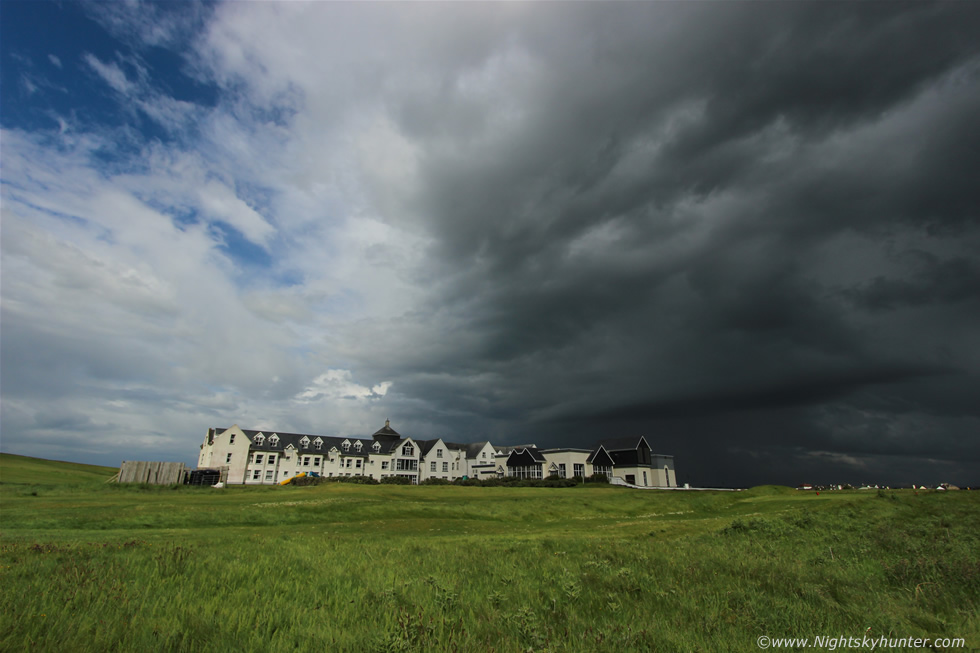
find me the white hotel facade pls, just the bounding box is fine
[198,420,676,488]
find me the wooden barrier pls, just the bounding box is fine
[117,461,188,485]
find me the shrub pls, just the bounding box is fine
[380,476,412,485]
[421,478,452,486]
[538,477,579,488]
[317,475,379,485]
[481,476,522,487]
[587,473,609,483]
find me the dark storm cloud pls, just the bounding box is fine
[358,2,980,486]
[4,1,977,488]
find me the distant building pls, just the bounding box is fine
[587,436,676,487]
[198,420,675,488]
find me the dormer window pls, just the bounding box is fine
[254,434,265,446]
[402,444,414,457]
[269,434,279,447]
[314,438,323,450]
[342,440,351,452]
[372,441,380,451]
[354,441,362,451]
[300,436,310,449]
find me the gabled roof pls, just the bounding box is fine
[465,442,490,459]
[587,446,615,466]
[494,444,537,456]
[417,439,441,457]
[226,428,373,456]
[444,441,491,459]
[505,447,547,466]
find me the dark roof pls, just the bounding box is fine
[587,446,615,465]
[417,439,440,457]
[372,419,401,438]
[493,444,537,456]
[506,447,547,465]
[234,429,372,456]
[445,441,491,459]
[466,442,490,458]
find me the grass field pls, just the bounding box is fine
[1,453,977,652]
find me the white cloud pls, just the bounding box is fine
[48,54,62,68]
[198,180,276,247]
[84,53,136,95]
[296,370,392,403]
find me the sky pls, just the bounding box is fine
[2,1,979,488]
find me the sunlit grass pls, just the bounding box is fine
[1,455,977,652]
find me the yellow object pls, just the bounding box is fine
[278,472,307,486]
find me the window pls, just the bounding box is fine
[593,465,610,478]
[226,453,232,463]
[381,461,389,470]
[255,454,263,465]
[574,464,584,478]
[395,459,418,471]
[355,459,362,469]
[437,449,443,458]
[314,457,321,466]
[508,466,542,480]
[253,470,260,480]
[643,471,648,486]
[284,471,291,478]
[558,464,566,478]
[345,459,352,468]
[430,462,437,472]
[372,442,380,451]
[265,470,273,481]
[254,434,264,445]
[401,444,414,456]
[300,436,310,449]
[314,439,322,450]
[230,434,236,444]
[269,435,279,447]
[354,441,362,451]
[481,452,486,459]
[303,456,310,466]
[342,441,351,452]
[442,462,448,473]
[268,455,276,465]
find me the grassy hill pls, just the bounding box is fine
[0,456,977,652]
[0,452,117,486]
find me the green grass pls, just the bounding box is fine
[0,453,117,486]
[1,455,977,652]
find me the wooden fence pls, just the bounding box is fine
[117,461,188,485]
